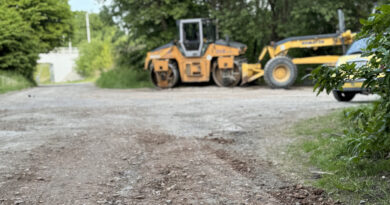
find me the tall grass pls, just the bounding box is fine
[35,63,52,84]
[290,110,390,204]
[0,71,33,94]
[96,67,152,89]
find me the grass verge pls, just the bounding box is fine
[96,67,152,89]
[290,109,390,204]
[0,71,33,94]
[35,63,51,84]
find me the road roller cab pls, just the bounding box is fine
[144,18,247,88]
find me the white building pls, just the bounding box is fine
[37,47,82,83]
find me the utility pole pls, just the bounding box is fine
[338,9,346,54]
[86,12,91,43]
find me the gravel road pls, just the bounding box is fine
[0,84,375,204]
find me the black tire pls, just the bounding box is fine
[332,90,356,102]
[150,62,179,89]
[264,56,298,89]
[212,62,241,87]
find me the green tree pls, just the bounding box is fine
[210,0,374,62]
[76,36,115,77]
[107,0,374,66]
[110,0,208,50]
[209,0,272,62]
[73,9,125,77]
[0,6,40,81]
[2,0,73,53]
[71,11,107,46]
[286,0,374,37]
[106,0,208,67]
[0,0,73,82]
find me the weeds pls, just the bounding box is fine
[95,67,152,89]
[291,109,390,204]
[0,71,33,94]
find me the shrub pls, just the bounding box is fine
[95,67,152,89]
[76,39,114,77]
[0,71,33,93]
[312,4,390,162]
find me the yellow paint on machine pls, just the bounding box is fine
[241,63,264,85]
[144,17,356,88]
[343,82,364,88]
[145,44,243,84]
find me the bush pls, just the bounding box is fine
[114,38,146,69]
[0,71,33,93]
[76,39,114,77]
[96,67,152,89]
[312,4,390,162]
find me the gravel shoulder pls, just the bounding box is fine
[0,84,376,204]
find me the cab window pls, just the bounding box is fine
[183,23,200,51]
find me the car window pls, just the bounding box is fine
[346,38,369,55]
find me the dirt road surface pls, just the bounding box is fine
[0,84,375,204]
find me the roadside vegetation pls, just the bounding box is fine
[0,71,34,94]
[71,10,151,89]
[72,11,119,79]
[291,109,390,204]
[34,64,52,84]
[291,4,390,204]
[0,0,73,93]
[96,67,152,89]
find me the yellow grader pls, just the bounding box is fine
[144,17,355,88]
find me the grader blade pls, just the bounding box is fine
[241,63,264,85]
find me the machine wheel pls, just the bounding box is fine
[212,62,241,87]
[150,62,179,88]
[264,56,297,89]
[332,90,356,102]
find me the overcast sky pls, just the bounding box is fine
[69,0,106,13]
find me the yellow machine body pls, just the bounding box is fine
[145,18,249,88]
[241,30,356,85]
[145,17,356,88]
[144,44,244,83]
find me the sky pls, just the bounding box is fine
[69,0,104,13]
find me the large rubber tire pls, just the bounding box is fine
[264,56,298,89]
[150,62,179,89]
[332,90,356,102]
[212,62,241,87]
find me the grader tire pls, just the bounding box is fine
[150,62,179,89]
[264,56,297,89]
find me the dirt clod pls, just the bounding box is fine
[270,185,341,205]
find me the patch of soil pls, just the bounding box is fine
[136,133,175,145]
[214,149,254,176]
[270,184,342,205]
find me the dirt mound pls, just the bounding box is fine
[270,184,342,205]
